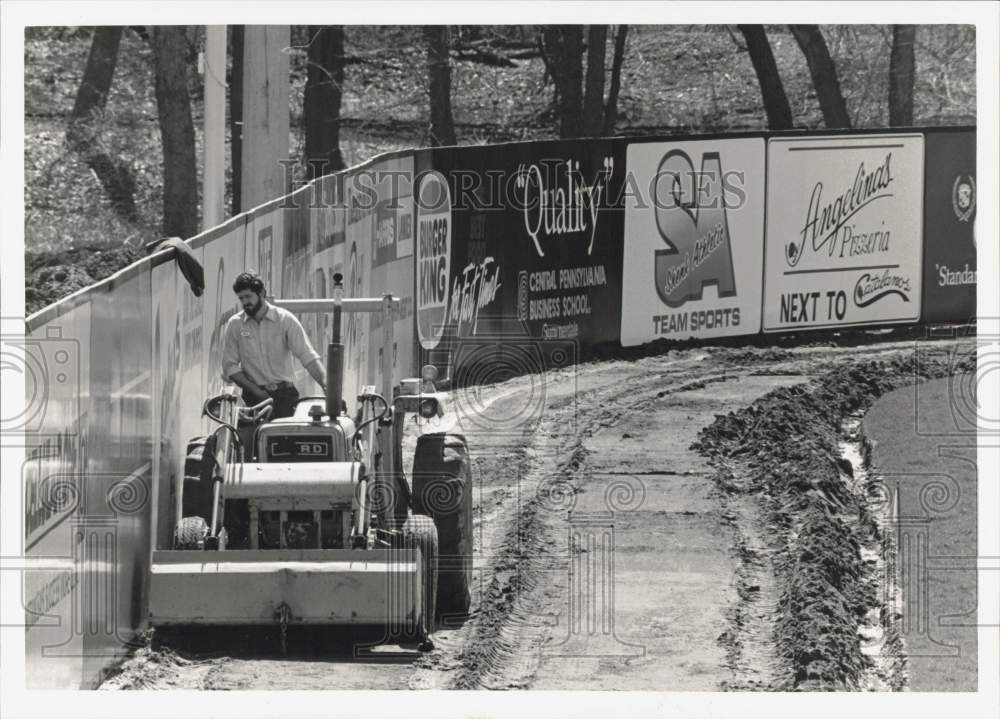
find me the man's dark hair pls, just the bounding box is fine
[233,271,265,295]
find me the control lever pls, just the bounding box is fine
[239,397,274,423]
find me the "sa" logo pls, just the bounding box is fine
[653,150,737,307]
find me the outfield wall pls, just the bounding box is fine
[19,126,976,688]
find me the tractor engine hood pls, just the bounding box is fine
[225,461,364,503]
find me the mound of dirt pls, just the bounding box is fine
[692,352,974,690]
[98,637,218,690]
[26,244,143,315]
[714,347,793,366]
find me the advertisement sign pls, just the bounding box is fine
[342,154,416,405]
[621,138,765,345]
[922,130,976,323]
[364,155,415,390]
[763,134,924,332]
[416,169,452,351]
[507,140,623,347]
[414,144,505,348]
[416,140,625,360]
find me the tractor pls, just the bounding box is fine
[147,274,473,652]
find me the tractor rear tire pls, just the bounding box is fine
[174,516,209,550]
[402,514,438,646]
[412,434,473,618]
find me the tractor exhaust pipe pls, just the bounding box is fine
[327,273,345,418]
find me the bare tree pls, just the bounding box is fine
[738,25,794,130]
[789,24,851,128]
[424,25,457,147]
[582,25,607,137]
[304,25,346,177]
[230,25,244,214]
[151,26,198,239]
[602,24,628,135]
[66,26,138,222]
[888,24,916,126]
[541,25,584,138]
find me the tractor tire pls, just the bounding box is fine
[402,514,438,646]
[411,434,473,618]
[173,516,209,550]
[182,435,217,524]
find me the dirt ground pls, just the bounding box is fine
[99,335,977,691]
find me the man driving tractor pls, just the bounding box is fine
[221,270,327,419]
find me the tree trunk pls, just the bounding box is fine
[888,24,916,127]
[71,27,121,118]
[582,25,607,137]
[304,25,346,177]
[789,24,851,128]
[424,25,457,147]
[542,25,584,138]
[231,25,244,214]
[151,26,198,239]
[602,24,628,135]
[738,25,794,130]
[66,26,138,223]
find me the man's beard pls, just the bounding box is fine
[243,297,263,317]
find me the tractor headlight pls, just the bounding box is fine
[394,394,440,417]
[419,398,439,418]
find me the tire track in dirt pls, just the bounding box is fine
[441,350,798,689]
[446,360,677,688]
[528,363,808,690]
[413,357,679,688]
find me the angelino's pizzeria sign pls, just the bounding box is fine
[762,134,924,332]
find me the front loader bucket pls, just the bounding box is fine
[148,548,422,627]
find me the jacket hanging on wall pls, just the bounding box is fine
[148,236,205,297]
